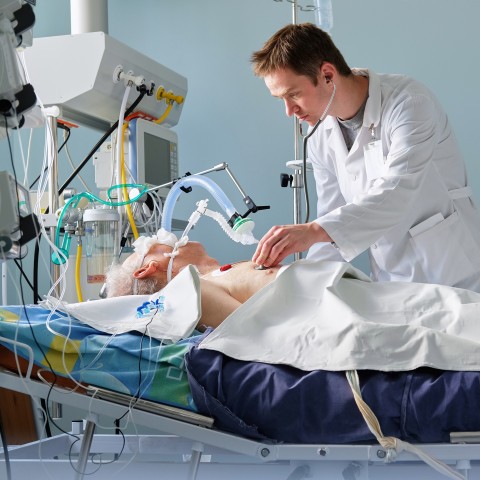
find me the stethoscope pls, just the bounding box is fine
[302,80,337,223]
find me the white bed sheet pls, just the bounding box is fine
[200,259,480,371]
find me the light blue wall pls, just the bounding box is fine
[3,0,480,302]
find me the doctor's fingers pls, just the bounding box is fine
[253,226,297,267]
[252,225,286,262]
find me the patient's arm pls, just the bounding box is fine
[198,278,242,330]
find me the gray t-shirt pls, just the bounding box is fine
[337,99,367,151]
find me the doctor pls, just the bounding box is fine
[251,22,480,292]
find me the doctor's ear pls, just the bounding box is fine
[319,62,336,83]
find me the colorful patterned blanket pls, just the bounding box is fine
[0,305,199,411]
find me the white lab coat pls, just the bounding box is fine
[307,69,480,292]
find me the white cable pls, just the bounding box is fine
[345,370,465,480]
[320,80,336,122]
[15,128,28,182]
[17,50,37,188]
[63,129,89,191]
[2,112,52,454]
[115,84,132,250]
[23,128,34,186]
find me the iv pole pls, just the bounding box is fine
[290,0,304,262]
[277,0,332,261]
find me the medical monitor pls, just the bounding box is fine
[129,118,179,198]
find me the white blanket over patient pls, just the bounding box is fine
[199,260,480,371]
[42,265,201,343]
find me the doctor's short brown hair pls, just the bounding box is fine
[251,22,351,85]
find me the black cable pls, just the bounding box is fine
[58,89,147,197]
[0,414,12,480]
[29,125,71,189]
[40,398,53,438]
[33,235,40,304]
[13,258,42,302]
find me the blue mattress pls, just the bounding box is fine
[4,304,480,444]
[186,345,480,444]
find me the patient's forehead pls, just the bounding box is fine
[130,243,173,267]
[122,241,204,270]
[147,243,174,257]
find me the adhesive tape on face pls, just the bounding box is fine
[155,228,179,248]
[132,228,179,257]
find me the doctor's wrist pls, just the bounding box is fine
[308,221,333,244]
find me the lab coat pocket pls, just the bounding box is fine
[409,212,476,287]
[364,140,386,182]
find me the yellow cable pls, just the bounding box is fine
[154,102,173,125]
[75,244,83,303]
[120,121,139,239]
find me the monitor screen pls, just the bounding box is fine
[130,118,178,197]
[144,131,173,186]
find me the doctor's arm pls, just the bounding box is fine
[253,155,346,267]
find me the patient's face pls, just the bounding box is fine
[123,241,211,274]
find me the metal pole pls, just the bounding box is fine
[292,0,300,161]
[146,163,229,194]
[1,261,7,305]
[292,167,303,261]
[186,442,204,480]
[74,416,97,480]
[46,110,60,297]
[292,0,304,262]
[224,164,248,198]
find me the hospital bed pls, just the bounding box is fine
[1,304,480,480]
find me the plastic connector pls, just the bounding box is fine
[156,86,184,104]
[112,65,146,87]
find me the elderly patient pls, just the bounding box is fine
[105,229,480,371]
[105,237,281,330]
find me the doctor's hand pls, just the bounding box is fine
[252,222,333,267]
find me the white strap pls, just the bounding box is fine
[345,370,465,480]
[164,236,189,283]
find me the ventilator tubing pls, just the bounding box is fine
[161,175,257,244]
[162,175,237,231]
[204,208,257,245]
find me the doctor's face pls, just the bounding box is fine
[264,67,329,126]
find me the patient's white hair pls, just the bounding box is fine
[105,258,166,297]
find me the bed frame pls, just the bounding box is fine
[1,367,480,480]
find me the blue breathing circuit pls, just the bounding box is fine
[160,175,257,243]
